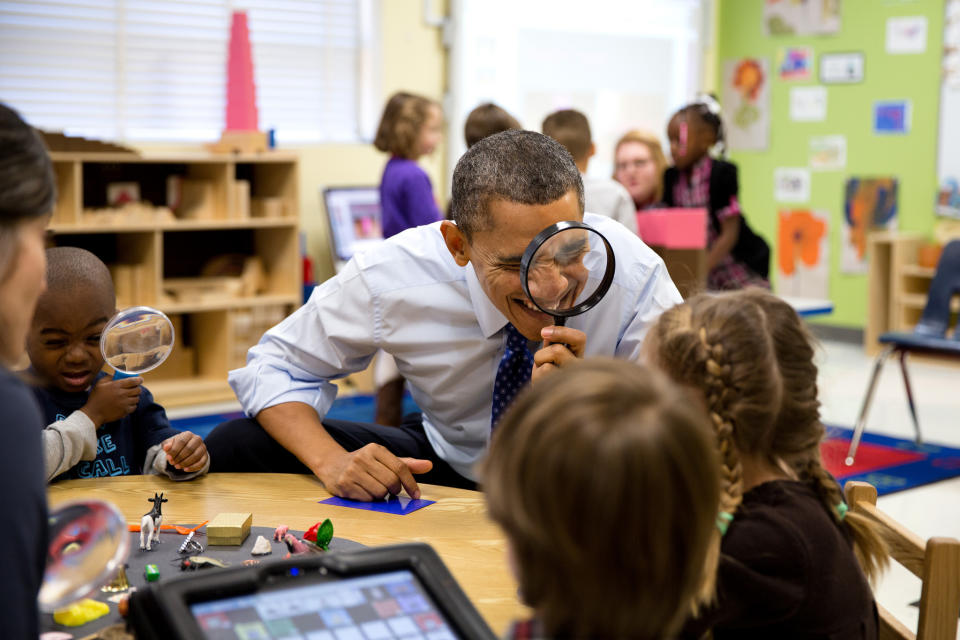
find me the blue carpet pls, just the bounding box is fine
[171,393,420,440]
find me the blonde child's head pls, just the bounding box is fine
[373,92,442,160]
[646,289,889,584]
[481,358,720,639]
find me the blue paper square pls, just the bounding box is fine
[319,495,436,515]
[874,101,910,134]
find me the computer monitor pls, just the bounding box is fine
[128,543,496,640]
[322,186,384,270]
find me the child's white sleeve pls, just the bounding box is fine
[143,443,210,481]
[43,411,97,482]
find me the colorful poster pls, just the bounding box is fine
[764,0,842,36]
[886,16,928,54]
[809,135,847,170]
[779,47,813,80]
[789,86,827,122]
[842,177,899,273]
[723,58,770,151]
[778,209,829,298]
[774,168,811,202]
[873,100,911,134]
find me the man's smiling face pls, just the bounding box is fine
[443,189,582,341]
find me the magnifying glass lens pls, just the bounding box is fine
[101,307,175,376]
[525,227,610,316]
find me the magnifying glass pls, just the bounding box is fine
[101,306,175,380]
[520,221,616,327]
[39,500,130,612]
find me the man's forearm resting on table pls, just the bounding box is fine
[256,402,345,477]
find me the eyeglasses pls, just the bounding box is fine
[615,158,651,172]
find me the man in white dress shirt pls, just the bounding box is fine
[206,131,680,501]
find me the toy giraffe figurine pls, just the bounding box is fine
[140,492,167,551]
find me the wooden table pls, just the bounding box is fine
[47,473,527,635]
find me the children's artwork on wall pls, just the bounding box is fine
[764,0,841,36]
[778,47,813,80]
[842,177,899,273]
[873,100,911,134]
[774,168,811,202]
[789,86,827,122]
[886,16,928,54]
[820,51,865,84]
[723,57,770,151]
[937,0,960,217]
[809,135,847,170]
[777,209,829,298]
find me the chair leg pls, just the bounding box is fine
[846,345,896,466]
[898,351,923,445]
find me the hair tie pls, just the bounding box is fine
[695,93,722,115]
[715,511,734,536]
[835,502,848,521]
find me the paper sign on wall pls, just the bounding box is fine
[790,86,827,122]
[764,0,841,36]
[774,168,811,202]
[778,209,829,299]
[886,16,928,54]
[809,135,847,170]
[873,100,911,134]
[723,57,771,151]
[820,52,864,84]
[779,47,813,80]
[842,177,899,274]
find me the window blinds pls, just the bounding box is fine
[0,0,372,143]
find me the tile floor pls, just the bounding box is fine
[171,337,959,635]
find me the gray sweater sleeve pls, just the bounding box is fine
[144,443,210,481]
[43,410,97,482]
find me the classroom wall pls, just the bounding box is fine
[716,0,944,328]
[135,0,448,284]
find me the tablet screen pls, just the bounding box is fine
[190,569,458,640]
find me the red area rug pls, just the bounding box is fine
[822,426,960,496]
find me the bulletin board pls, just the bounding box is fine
[716,0,945,328]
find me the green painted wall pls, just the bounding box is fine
[716,0,944,327]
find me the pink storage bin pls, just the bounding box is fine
[636,207,707,249]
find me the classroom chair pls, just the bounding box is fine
[844,481,960,640]
[846,240,960,465]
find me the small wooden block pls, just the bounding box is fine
[207,512,252,546]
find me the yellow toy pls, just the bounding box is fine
[53,598,109,626]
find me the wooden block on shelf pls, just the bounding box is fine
[251,197,291,218]
[163,277,245,303]
[174,179,216,219]
[206,130,269,154]
[232,180,250,219]
[207,512,252,546]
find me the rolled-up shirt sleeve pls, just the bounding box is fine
[229,259,379,419]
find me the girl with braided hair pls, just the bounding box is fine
[646,289,887,639]
[662,96,771,291]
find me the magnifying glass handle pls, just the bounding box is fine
[552,316,567,328]
[112,369,139,381]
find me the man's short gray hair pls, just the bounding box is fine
[450,130,584,239]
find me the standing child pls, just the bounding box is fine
[372,91,444,425]
[464,102,521,148]
[645,289,887,639]
[28,246,209,482]
[542,109,639,233]
[482,358,720,639]
[663,96,770,290]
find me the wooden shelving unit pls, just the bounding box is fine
[865,231,959,356]
[47,151,302,408]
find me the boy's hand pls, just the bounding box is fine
[531,325,586,384]
[80,376,143,428]
[162,432,209,472]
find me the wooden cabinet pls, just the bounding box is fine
[865,231,959,355]
[47,152,301,408]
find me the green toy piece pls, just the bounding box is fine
[315,518,334,551]
[144,564,160,582]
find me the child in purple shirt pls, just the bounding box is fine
[372,92,444,423]
[374,92,444,238]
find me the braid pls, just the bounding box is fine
[694,327,743,605]
[795,455,889,583]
